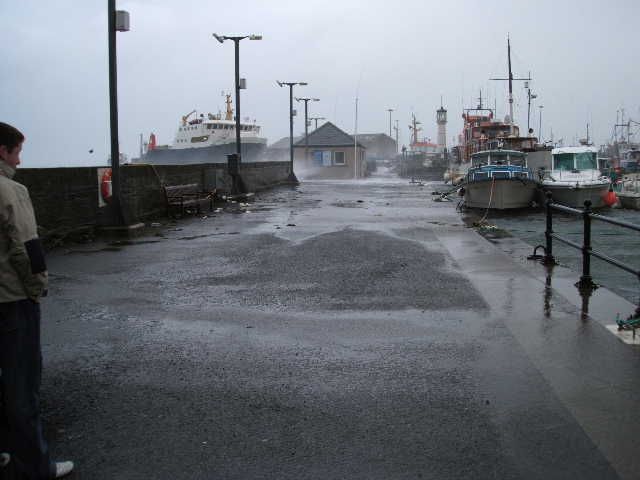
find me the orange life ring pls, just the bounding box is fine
[101,168,112,203]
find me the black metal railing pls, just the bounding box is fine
[532,192,640,291]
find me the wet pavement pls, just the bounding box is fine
[40,172,640,479]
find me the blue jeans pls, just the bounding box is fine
[0,299,53,479]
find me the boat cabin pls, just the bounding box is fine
[551,147,599,172]
[468,150,533,182]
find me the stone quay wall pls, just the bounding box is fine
[14,161,291,236]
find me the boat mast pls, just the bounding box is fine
[490,35,530,135]
[507,37,513,131]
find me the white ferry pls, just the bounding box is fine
[135,95,267,165]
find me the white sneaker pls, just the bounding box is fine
[54,461,74,478]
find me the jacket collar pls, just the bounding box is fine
[0,161,16,179]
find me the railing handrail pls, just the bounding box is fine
[541,193,640,289]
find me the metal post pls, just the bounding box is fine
[304,100,309,165]
[289,84,294,175]
[234,38,241,162]
[108,0,124,225]
[544,191,554,264]
[580,199,593,287]
[539,105,544,143]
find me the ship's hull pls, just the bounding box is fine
[134,140,267,165]
[617,191,640,210]
[539,183,609,209]
[463,179,537,209]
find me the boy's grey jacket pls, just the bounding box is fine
[0,161,48,302]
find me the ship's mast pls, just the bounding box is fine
[409,114,422,145]
[507,37,513,127]
[490,36,530,135]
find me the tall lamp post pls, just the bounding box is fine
[309,116,325,130]
[295,97,320,166]
[108,1,129,225]
[212,33,262,165]
[387,108,394,137]
[277,81,307,182]
[393,119,399,154]
[538,105,544,143]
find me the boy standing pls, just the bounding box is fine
[0,122,73,479]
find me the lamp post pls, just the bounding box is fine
[387,108,394,137]
[539,105,544,143]
[277,81,307,182]
[212,33,262,165]
[394,119,399,154]
[309,116,325,130]
[108,0,129,225]
[296,97,320,167]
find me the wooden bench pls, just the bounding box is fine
[164,183,215,216]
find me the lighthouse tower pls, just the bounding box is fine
[436,101,447,153]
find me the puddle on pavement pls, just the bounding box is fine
[179,232,240,241]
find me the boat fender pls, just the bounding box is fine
[101,168,113,204]
[603,186,617,207]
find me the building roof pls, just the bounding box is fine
[357,133,395,144]
[294,122,365,149]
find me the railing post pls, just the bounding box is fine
[579,199,594,288]
[544,191,555,265]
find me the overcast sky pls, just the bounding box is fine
[2,0,639,167]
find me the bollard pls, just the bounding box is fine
[544,191,555,265]
[578,199,594,289]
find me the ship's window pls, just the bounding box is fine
[473,172,488,181]
[575,152,597,170]
[206,125,212,130]
[491,171,510,179]
[514,172,529,179]
[554,153,575,171]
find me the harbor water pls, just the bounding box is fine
[483,206,640,305]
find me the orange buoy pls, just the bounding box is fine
[100,168,112,204]
[603,186,617,207]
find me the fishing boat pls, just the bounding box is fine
[133,95,267,165]
[539,146,611,208]
[616,177,640,209]
[461,149,537,209]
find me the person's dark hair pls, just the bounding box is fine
[0,122,25,152]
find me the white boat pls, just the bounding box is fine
[540,146,610,208]
[617,178,640,209]
[461,150,537,209]
[134,95,267,165]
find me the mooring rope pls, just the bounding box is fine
[477,177,495,225]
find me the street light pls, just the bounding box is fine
[296,97,320,167]
[539,105,544,143]
[277,81,307,182]
[387,108,394,137]
[212,33,262,166]
[393,119,399,154]
[108,0,129,225]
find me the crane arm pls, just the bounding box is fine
[182,109,197,126]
